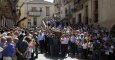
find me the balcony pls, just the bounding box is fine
[74,0,84,12]
[8,0,16,6]
[71,7,76,13]
[74,4,83,12]
[28,11,41,17]
[63,0,72,5]
[65,10,72,18]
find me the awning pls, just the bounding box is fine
[17,17,27,24]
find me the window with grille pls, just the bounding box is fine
[31,7,37,12]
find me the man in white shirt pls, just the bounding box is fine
[37,32,45,53]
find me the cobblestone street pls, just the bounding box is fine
[36,54,78,60]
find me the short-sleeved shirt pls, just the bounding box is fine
[70,36,76,43]
[16,40,28,53]
[3,42,15,57]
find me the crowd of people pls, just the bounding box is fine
[44,17,67,30]
[0,20,115,60]
[44,19,115,60]
[0,27,38,60]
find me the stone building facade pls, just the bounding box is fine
[54,0,115,29]
[18,0,54,28]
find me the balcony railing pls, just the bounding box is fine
[74,0,89,4]
[28,11,41,16]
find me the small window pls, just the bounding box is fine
[46,7,50,16]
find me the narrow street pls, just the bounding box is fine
[0,0,115,60]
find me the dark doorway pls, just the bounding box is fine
[94,0,98,23]
[78,13,82,23]
[85,5,88,24]
[33,17,37,25]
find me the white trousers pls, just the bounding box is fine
[3,57,12,60]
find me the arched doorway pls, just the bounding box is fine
[110,25,115,37]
